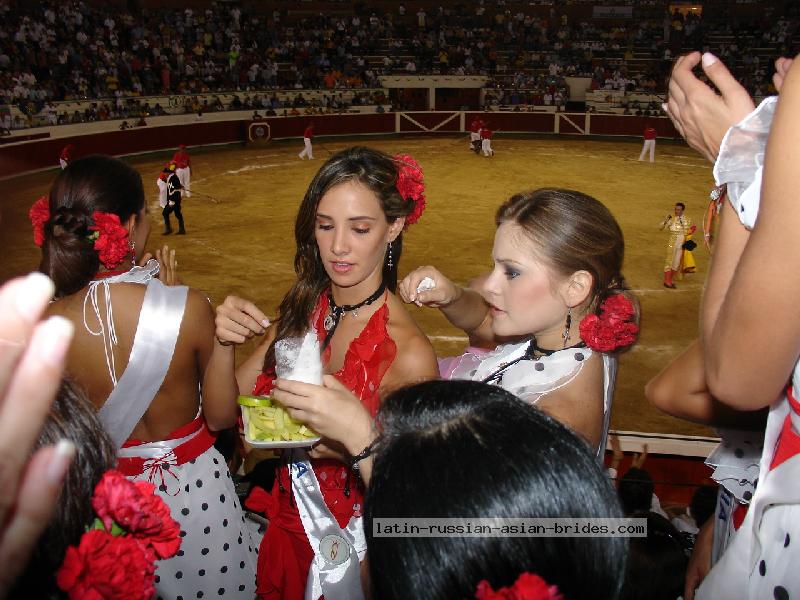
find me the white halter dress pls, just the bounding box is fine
[86,261,258,599]
[697,96,800,599]
[445,340,617,459]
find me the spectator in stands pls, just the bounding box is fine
[621,512,690,600]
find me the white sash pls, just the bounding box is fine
[289,453,366,600]
[95,266,188,448]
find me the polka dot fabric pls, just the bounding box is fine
[126,446,258,598]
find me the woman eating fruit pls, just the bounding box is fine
[211,147,439,599]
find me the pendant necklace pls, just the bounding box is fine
[322,281,386,350]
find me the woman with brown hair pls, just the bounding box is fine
[276,188,638,497]
[35,155,257,599]
[212,146,439,599]
[396,188,639,456]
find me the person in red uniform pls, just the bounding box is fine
[480,126,494,157]
[639,124,657,162]
[59,144,75,170]
[171,144,192,197]
[469,117,484,152]
[298,122,314,159]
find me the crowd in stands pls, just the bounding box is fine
[0,0,797,127]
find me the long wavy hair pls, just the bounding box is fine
[264,146,418,372]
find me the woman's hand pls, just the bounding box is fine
[0,274,76,594]
[774,57,795,93]
[215,296,270,346]
[664,52,755,162]
[397,266,461,308]
[684,516,714,600]
[155,245,180,286]
[272,375,375,456]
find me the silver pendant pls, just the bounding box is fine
[352,307,359,318]
[323,314,336,331]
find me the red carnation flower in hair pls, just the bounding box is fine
[137,484,182,559]
[92,470,181,559]
[394,154,426,227]
[56,530,156,600]
[29,196,50,247]
[599,293,636,325]
[579,294,639,353]
[89,211,130,269]
[475,573,564,600]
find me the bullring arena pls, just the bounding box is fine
[2,116,714,458]
[6,0,793,513]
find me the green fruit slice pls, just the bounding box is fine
[237,395,273,407]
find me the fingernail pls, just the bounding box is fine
[702,52,718,67]
[661,103,668,113]
[46,439,76,484]
[261,318,271,328]
[16,272,55,321]
[35,316,74,367]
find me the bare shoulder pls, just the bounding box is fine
[182,287,215,339]
[384,294,439,381]
[535,352,605,447]
[184,287,214,317]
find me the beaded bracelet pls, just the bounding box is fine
[350,443,374,474]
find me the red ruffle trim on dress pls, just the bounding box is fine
[250,291,396,599]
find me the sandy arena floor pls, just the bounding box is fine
[1,134,714,436]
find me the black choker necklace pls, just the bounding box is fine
[322,282,387,350]
[481,337,586,384]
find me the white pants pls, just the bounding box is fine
[482,139,493,156]
[470,132,480,148]
[176,166,191,197]
[59,159,67,169]
[299,137,314,159]
[639,139,655,162]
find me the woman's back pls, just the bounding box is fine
[49,281,214,441]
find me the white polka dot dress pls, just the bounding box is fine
[127,446,258,599]
[444,340,617,458]
[697,97,800,599]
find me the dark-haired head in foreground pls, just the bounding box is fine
[10,379,116,599]
[364,379,628,600]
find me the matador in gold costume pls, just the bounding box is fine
[660,202,694,289]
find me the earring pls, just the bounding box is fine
[562,307,572,348]
[386,241,393,269]
[129,239,136,266]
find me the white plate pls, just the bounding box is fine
[241,405,321,449]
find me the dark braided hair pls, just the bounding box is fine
[39,155,144,298]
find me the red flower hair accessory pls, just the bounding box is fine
[56,469,181,600]
[579,293,639,353]
[29,195,50,247]
[475,572,564,600]
[394,153,426,227]
[88,211,131,270]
